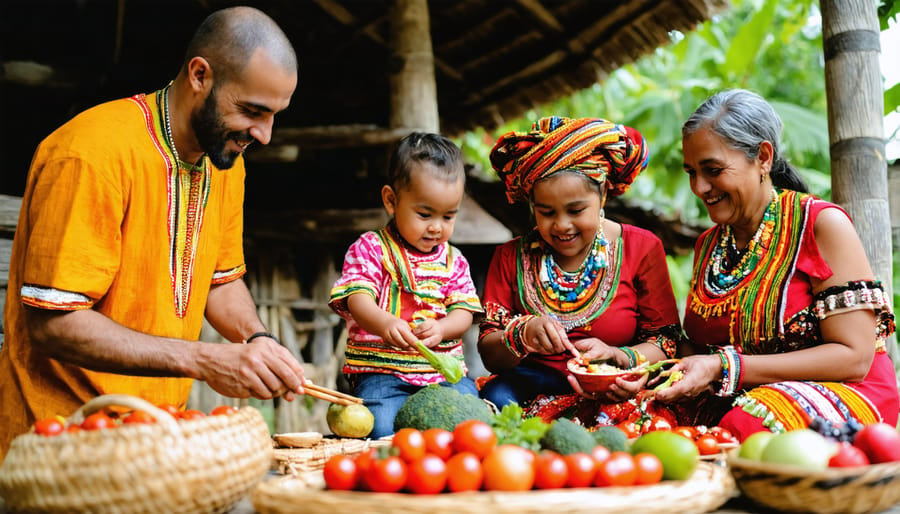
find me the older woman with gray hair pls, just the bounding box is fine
[656,89,898,440]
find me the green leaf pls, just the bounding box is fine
[724,0,779,79]
[885,82,900,115]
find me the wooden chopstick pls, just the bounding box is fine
[304,383,364,405]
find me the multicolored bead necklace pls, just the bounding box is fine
[540,229,609,303]
[707,189,778,293]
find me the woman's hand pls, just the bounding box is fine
[523,316,571,355]
[653,354,721,402]
[568,371,648,402]
[571,338,626,365]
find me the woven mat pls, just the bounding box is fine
[273,437,391,474]
[253,461,736,514]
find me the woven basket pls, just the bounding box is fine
[252,460,735,514]
[273,436,392,475]
[0,394,273,514]
[728,455,900,514]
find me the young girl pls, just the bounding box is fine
[329,132,483,438]
[477,116,683,428]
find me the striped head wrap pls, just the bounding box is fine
[489,116,650,203]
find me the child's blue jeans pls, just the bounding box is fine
[351,373,479,439]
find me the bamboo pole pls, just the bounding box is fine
[821,0,898,372]
[389,0,439,132]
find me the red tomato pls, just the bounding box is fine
[482,444,535,491]
[672,426,699,440]
[156,403,181,417]
[594,451,637,487]
[616,421,640,439]
[365,455,408,493]
[591,445,611,465]
[563,452,597,488]
[66,424,82,433]
[695,433,720,456]
[633,452,664,485]
[81,412,115,430]
[709,426,738,445]
[393,428,427,462]
[642,416,673,434]
[423,428,454,461]
[122,410,157,425]
[852,422,900,464]
[533,450,568,490]
[178,409,206,421]
[405,454,448,494]
[829,441,870,468]
[452,419,497,459]
[445,451,483,492]
[323,454,358,490]
[210,405,238,416]
[354,449,377,490]
[33,417,65,436]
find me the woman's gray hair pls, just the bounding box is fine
[682,89,808,192]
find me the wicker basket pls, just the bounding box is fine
[273,436,392,475]
[252,460,735,514]
[0,394,273,514]
[728,455,900,514]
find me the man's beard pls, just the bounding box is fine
[192,88,253,170]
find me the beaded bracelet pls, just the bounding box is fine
[502,315,534,358]
[715,345,742,397]
[620,346,646,368]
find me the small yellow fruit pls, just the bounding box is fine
[326,403,374,438]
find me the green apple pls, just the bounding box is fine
[760,429,836,470]
[738,431,775,461]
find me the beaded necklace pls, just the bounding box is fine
[707,189,778,293]
[540,229,609,303]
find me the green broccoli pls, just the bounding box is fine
[592,425,629,452]
[393,384,493,432]
[539,417,596,455]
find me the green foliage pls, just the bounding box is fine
[490,403,551,452]
[879,0,900,31]
[393,384,493,432]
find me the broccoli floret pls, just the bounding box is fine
[539,417,596,455]
[393,384,493,432]
[592,425,629,452]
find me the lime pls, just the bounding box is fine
[738,431,775,461]
[630,431,698,480]
[760,429,835,470]
[326,403,374,438]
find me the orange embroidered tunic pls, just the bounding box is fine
[0,91,246,457]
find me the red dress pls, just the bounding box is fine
[683,190,898,439]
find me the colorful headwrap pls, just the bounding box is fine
[489,116,650,203]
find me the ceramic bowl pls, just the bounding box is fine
[566,358,643,394]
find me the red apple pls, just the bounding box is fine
[829,442,870,467]
[852,423,900,464]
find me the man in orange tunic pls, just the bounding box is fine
[0,7,306,459]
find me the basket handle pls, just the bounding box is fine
[68,394,180,430]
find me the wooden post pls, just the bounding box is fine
[389,0,439,132]
[821,0,898,372]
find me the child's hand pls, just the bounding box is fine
[379,317,420,351]
[412,319,443,348]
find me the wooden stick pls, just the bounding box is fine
[304,383,364,405]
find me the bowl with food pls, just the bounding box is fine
[566,358,644,394]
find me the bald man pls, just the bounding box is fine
[0,7,304,459]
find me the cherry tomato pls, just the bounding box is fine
[81,412,115,430]
[210,405,238,416]
[353,449,377,490]
[33,417,65,436]
[405,454,448,494]
[66,424,82,433]
[178,409,206,421]
[423,428,454,461]
[594,451,637,487]
[563,452,597,488]
[534,450,568,490]
[633,452,664,485]
[643,416,673,434]
[616,421,640,439]
[709,426,738,445]
[393,427,427,462]
[481,444,535,491]
[695,433,720,456]
[452,419,497,459]
[365,455,407,493]
[323,454,358,490]
[591,445,611,465]
[672,426,698,441]
[156,403,181,417]
[123,410,157,425]
[445,451,483,492]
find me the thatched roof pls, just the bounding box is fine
[1,0,722,250]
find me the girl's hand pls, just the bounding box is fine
[653,354,720,402]
[412,319,443,348]
[572,338,622,364]
[379,317,420,351]
[523,316,570,355]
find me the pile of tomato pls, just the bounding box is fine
[31,404,238,436]
[323,419,666,494]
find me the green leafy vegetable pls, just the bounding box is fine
[491,403,551,452]
[414,341,463,383]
